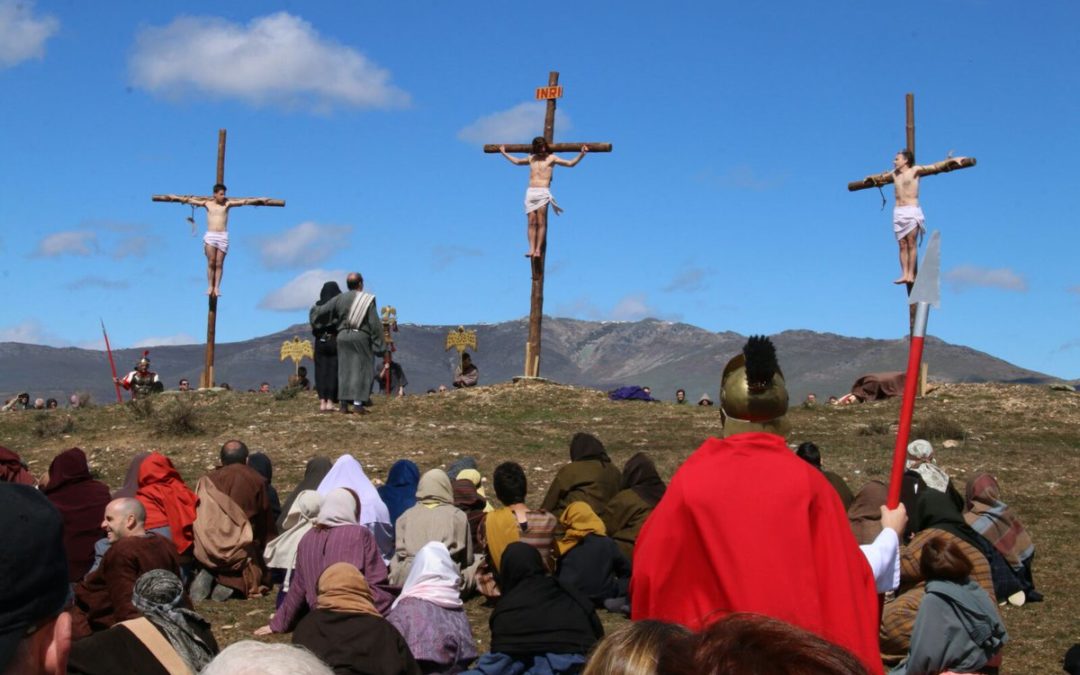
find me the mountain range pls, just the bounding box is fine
[0,317,1060,404]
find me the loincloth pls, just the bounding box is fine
[892,205,925,241]
[524,187,562,215]
[203,230,229,254]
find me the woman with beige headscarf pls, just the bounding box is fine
[389,469,472,585]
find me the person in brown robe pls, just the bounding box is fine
[540,432,622,521]
[41,447,113,582]
[71,498,181,638]
[191,440,275,601]
[603,452,666,560]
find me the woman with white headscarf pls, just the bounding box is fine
[256,488,395,636]
[388,542,477,674]
[264,490,321,597]
[317,454,394,558]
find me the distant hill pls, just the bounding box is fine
[0,317,1060,404]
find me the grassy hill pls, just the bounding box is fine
[2,381,1077,670]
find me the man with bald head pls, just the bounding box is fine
[71,498,180,638]
[309,272,386,414]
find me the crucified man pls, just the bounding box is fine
[499,137,588,258]
[890,150,969,284]
[163,184,268,296]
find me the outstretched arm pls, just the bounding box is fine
[154,195,208,207]
[227,197,280,207]
[553,145,589,167]
[499,145,530,166]
[915,156,975,178]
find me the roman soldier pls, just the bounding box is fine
[116,351,163,399]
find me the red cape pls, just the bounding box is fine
[630,433,882,674]
[136,453,198,555]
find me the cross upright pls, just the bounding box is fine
[484,72,612,378]
[151,129,285,388]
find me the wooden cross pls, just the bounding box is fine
[151,129,285,388]
[484,71,612,378]
[847,93,976,331]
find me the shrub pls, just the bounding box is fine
[127,396,154,420]
[32,412,76,438]
[273,386,301,401]
[913,413,965,442]
[856,420,892,436]
[153,397,202,436]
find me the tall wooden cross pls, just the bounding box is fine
[151,129,285,388]
[847,93,976,331]
[484,72,612,378]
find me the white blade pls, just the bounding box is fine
[909,230,941,308]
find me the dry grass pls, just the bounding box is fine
[2,381,1078,670]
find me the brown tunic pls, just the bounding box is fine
[603,488,654,560]
[203,463,275,594]
[540,459,622,521]
[71,534,180,638]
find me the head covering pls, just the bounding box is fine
[556,502,607,557]
[279,456,332,531]
[136,452,198,554]
[720,336,790,437]
[914,488,985,553]
[42,447,112,581]
[377,460,420,523]
[847,481,888,545]
[265,490,321,591]
[446,456,478,481]
[698,393,713,405]
[417,469,453,507]
[455,469,493,512]
[391,541,463,611]
[318,488,361,527]
[621,453,666,506]
[316,563,381,617]
[317,455,391,527]
[113,452,150,498]
[248,452,281,525]
[906,439,951,493]
[0,447,35,485]
[569,432,611,464]
[964,473,1034,568]
[489,542,603,655]
[0,485,70,672]
[132,569,216,672]
[317,281,342,306]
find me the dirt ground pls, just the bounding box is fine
[3,380,1077,670]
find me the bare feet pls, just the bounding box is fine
[893,277,912,285]
[212,287,222,297]
[206,287,214,295]
[525,251,534,258]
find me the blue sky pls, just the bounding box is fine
[2,1,1078,379]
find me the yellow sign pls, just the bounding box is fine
[535,85,563,100]
[279,336,314,373]
[445,326,478,355]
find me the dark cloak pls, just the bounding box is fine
[377,459,420,525]
[278,456,332,531]
[42,447,112,582]
[620,453,665,506]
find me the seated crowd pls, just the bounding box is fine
[0,339,1054,675]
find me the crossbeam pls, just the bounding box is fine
[152,195,285,206]
[848,156,976,192]
[484,143,612,154]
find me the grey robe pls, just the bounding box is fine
[311,290,386,402]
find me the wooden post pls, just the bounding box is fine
[918,361,929,398]
[485,71,612,378]
[906,93,915,162]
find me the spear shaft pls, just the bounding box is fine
[100,319,123,403]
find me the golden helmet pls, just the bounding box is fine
[720,336,789,437]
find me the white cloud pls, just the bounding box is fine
[132,333,198,348]
[129,12,409,111]
[257,222,352,268]
[457,102,570,145]
[555,293,680,322]
[945,265,1028,292]
[0,0,58,69]
[432,245,483,270]
[33,231,98,257]
[0,319,63,346]
[65,276,130,291]
[662,267,708,293]
[259,268,346,311]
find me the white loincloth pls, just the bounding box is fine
[892,205,925,241]
[203,230,229,254]
[524,187,563,215]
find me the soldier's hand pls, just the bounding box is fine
[880,504,908,536]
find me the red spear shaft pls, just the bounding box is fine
[100,319,123,404]
[886,231,941,509]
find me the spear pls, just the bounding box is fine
[100,318,123,404]
[886,231,941,508]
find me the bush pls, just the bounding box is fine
[273,386,301,401]
[74,391,94,408]
[127,396,154,420]
[32,412,76,438]
[153,397,202,436]
[856,420,892,436]
[912,413,965,442]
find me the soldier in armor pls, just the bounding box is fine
[116,351,164,399]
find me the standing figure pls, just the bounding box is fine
[499,138,588,258]
[163,184,268,297]
[116,351,162,399]
[310,281,341,412]
[890,150,969,285]
[309,273,386,414]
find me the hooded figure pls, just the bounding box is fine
[0,446,36,485]
[603,452,666,559]
[317,454,393,557]
[136,453,198,556]
[555,502,631,606]
[248,452,281,527]
[540,433,622,520]
[389,469,471,585]
[310,281,342,406]
[43,447,113,581]
[264,490,321,593]
[377,459,421,526]
[278,456,332,531]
